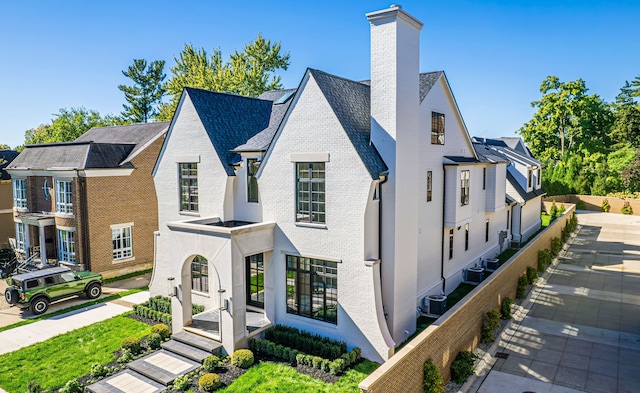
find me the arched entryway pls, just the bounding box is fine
[180,254,223,341]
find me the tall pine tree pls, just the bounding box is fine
[118,59,166,123]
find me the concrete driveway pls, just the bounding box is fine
[473,211,640,393]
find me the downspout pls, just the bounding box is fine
[377,172,389,272]
[77,171,91,271]
[440,164,446,293]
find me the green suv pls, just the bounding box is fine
[4,266,103,315]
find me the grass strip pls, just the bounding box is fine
[103,268,152,284]
[0,314,151,393]
[0,287,144,333]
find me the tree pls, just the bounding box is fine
[519,76,612,162]
[610,77,640,147]
[24,107,122,145]
[622,149,640,192]
[0,144,11,150]
[118,59,167,123]
[157,34,290,121]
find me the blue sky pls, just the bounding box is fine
[1,1,639,149]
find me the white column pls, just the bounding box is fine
[39,226,47,264]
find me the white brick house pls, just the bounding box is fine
[150,5,542,363]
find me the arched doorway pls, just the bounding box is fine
[181,254,222,341]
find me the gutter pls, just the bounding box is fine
[441,164,446,293]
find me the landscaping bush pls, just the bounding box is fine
[577,200,586,210]
[203,355,221,372]
[526,266,538,285]
[172,374,191,391]
[151,323,170,340]
[621,202,633,215]
[558,204,566,216]
[601,199,610,212]
[26,380,42,393]
[551,237,562,256]
[117,348,135,363]
[147,333,162,350]
[59,379,83,393]
[121,337,141,355]
[450,351,477,384]
[90,363,109,378]
[231,349,254,369]
[516,274,528,299]
[329,358,346,375]
[538,249,552,272]
[264,325,347,360]
[501,297,515,320]
[549,201,559,220]
[192,303,205,314]
[423,360,445,393]
[481,308,501,343]
[198,373,221,392]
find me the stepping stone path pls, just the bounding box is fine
[87,331,222,393]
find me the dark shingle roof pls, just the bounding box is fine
[310,69,388,178]
[75,121,169,163]
[359,71,442,103]
[234,89,297,152]
[186,88,273,175]
[507,170,545,202]
[444,156,481,164]
[472,143,507,163]
[7,142,135,170]
[1,150,19,180]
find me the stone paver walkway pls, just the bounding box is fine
[471,211,640,393]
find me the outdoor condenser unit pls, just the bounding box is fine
[484,258,500,272]
[463,266,485,285]
[423,294,447,316]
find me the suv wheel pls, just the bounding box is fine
[30,297,49,315]
[4,287,19,305]
[86,283,102,299]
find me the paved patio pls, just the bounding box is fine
[472,211,640,393]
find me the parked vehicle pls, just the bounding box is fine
[4,266,103,314]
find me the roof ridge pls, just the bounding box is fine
[184,86,274,103]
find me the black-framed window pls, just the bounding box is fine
[537,168,541,186]
[427,171,432,202]
[431,112,445,145]
[246,253,264,308]
[247,159,259,203]
[448,229,454,260]
[482,168,486,190]
[460,170,470,206]
[465,223,469,251]
[528,168,533,188]
[286,255,337,324]
[485,220,489,242]
[296,162,325,224]
[191,255,208,293]
[179,163,198,212]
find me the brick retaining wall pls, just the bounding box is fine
[544,195,639,215]
[359,204,575,393]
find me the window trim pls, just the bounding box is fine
[426,171,433,202]
[431,112,445,145]
[112,225,133,261]
[247,158,259,203]
[179,163,199,213]
[460,170,470,206]
[55,180,73,214]
[295,162,326,224]
[286,255,337,324]
[13,179,27,209]
[246,253,264,308]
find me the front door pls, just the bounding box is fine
[246,253,264,308]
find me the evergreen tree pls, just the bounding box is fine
[610,77,640,147]
[118,59,167,123]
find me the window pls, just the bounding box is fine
[507,210,510,230]
[286,255,337,324]
[537,168,541,186]
[55,180,73,214]
[460,170,470,206]
[485,220,489,242]
[528,168,533,188]
[431,112,445,145]
[465,223,469,251]
[112,226,133,260]
[179,163,198,212]
[482,168,486,190]
[13,179,26,208]
[191,255,209,293]
[246,253,264,308]
[448,229,454,260]
[247,159,259,203]
[15,223,26,251]
[61,272,76,282]
[57,229,75,263]
[296,163,325,224]
[427,171,432,202]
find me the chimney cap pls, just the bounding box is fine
[390,4,402,8]
[366,5,423,29]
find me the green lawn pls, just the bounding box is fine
[0,314,150,393]
[220,360,379,393]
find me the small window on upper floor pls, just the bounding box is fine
[427,171,433,202]
[13,179,27,209]
[537,168,541,186]
[55,180,73,214]
[296,162,325,224]
[179,163,198,212]
[247,159,259,203]
[482,168,486,190]
[460,170,470,206]
[528,168,533,188]
[431,112,445,145]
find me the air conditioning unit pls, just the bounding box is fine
[483,258,500,272]
[463,265,485,285]
[422,294,448,317]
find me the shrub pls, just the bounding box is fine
[577,200,586,210]
[312,356,323,369]
[90,363,109,378]
[192,303,205,315]
[203,355,220,372]
[516,274,528,299]
[321,359,331,372]
[263,325,347,360]
[549,201,559,220]
[501,297,515,320]
[274,344,284,359]
[198,373,221,392]
[481,308,501,343]
[551,237,562,256]
[121,337,141,354]
[172,374,191,391]
[538,249,552,272]
[296,353,306,366]
[117,348,135,363]
[450,351,477,384]
[59,379,83,393]
[26,380,42,393]
[601,199,610,212]
[151,323,170,340]
[526,266,538,285]
[558,204,566,216]
[147,333,162,350]
[423,360,445,393]
[329,358,346,375]
[231,349,254,369]
[621,202,633,215]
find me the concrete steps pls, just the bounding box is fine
[127,350,200,385]
[161,339,212,362]
[171,331,222,354]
